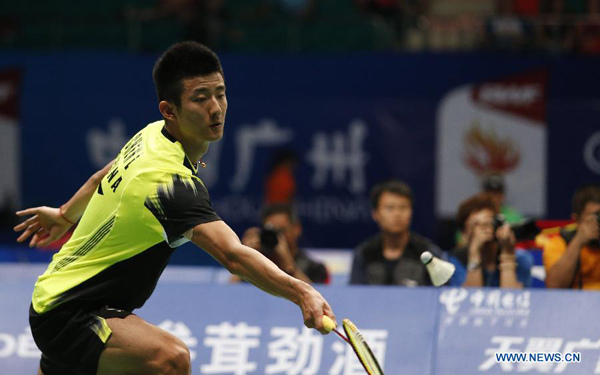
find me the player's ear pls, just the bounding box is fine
[159,100,177,120]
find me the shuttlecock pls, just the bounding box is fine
[420,251,455,287]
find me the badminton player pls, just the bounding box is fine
[15,41,335,375]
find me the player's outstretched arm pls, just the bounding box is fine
[13,160,114,247]
[189,220,335,334]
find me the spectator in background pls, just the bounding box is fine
[481,173,523,224]
[575,0,600,54]
[265,149,297,205]
[448,193,533,288]
[484,0,534,51]
[538,0,575,53]
[453,173,523,249]
[125,0,226,48]
[513,0,541,16]
[234,203,329,284]
[544,184,600,289]
[350,180,444,286]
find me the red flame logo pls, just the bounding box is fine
[463,122,520,175]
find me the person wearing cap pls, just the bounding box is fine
[481,173,523,225]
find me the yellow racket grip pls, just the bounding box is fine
[322,315,337,332]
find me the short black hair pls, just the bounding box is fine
[152,41,224,107]
[369,180,413,209]
[260,203,299,225]
[572,184,600,217]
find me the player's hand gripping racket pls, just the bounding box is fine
[322,316,385,375]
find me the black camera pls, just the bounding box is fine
[259,225,279,253]
[493,214,540,241]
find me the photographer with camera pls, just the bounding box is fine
[544,184,600,289]
[448,193,533,288]
[232,204,329,284]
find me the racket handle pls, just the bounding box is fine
[322,316,337,332]
[322,316,350,343]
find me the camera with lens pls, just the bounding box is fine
[259,224,279,254]
[493,214,540,241]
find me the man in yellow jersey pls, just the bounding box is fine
[14,41,335,375]
[544,184,600,289]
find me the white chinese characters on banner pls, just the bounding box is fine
[555,339,600,373]
[479,336,525,372]
[306,119,369,194]
[440,288,530,328]
[189,321,387,375]
[479,336,600,373]
[230,119,293,192]
[201,322,261,375]
[266,327,323,375]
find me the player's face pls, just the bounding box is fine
[372,192,412,235]
[175,72,227,142]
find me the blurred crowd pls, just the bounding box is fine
[1,0,600,53]
[246,162,600,290]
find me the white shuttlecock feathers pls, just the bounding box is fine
[420,251,455,287]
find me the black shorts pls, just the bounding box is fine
[29,304,132,375]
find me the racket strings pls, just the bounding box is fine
[343,319,385,375]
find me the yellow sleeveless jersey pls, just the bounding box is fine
[32,121,220,313]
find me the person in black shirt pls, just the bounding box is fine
[350,180,443,286]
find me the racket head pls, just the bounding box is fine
[342,319,385,375]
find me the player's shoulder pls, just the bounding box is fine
[137,121,193,172]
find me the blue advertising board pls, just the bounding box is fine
[1,269,598,375]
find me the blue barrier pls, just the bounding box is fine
[0,265,597,374]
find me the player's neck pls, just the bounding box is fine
[179,139,209,165]
[164,122,209,163]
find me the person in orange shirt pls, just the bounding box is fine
[544,184,600,289]
[265,149,297,204]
